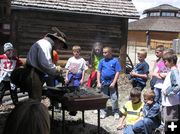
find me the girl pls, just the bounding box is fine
[87,42,103,88]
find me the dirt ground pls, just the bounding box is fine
[1,46,178,134]
[0,73,132,134]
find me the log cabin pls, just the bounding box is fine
[1,0,139,71]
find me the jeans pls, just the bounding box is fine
[154,87,162,104]
[0,81,18,105]
[100,85,119,115]
[124,125,134,134]
[133,118,159,134]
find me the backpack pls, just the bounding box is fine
[166,69,180,96]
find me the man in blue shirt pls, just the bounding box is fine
[97,46,122,120]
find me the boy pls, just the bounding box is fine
[161,52,180,132]
[133,89,160,134]
[97,46,121,119]
[150,45,168,104]
[65,45,88,89]
[0,43,23,106]
[128,49,149,91]
[117,88,144,133]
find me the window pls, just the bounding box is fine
[149,12,160,17]
[176,13,180,17]
[162,12,175,17]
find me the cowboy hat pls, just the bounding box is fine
[45,27,68,49]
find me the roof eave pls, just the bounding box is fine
[11,5,140,19]
[129,29,180,33]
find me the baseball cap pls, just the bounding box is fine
[4,42,14,52]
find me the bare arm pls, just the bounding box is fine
[80,70,85,85]
[65,69,69,84]
[110,72,120,88]
[117,115,126,130]
[97,70,101,88]
[130,71,148,79]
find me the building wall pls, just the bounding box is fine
[128,30,179,48]
[0,0,11,52]
[11,9,128,69]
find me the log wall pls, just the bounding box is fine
[11,9,128,69]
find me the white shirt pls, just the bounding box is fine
[65,56,88,74]
[162,70,180,106]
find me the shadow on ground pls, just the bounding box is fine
[51,119,111,134]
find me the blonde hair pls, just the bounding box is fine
[103,46,112,53]
[143,89,155,101]
[137,49,147,58]
[72,45,81,51]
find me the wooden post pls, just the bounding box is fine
[120,19,128,73]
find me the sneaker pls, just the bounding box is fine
[114,113,120,120]
[54,107,61,112]
[155,125,164,134]
[100,113,106,119]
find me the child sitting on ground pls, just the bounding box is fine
[133,89,160,134]
[117,88,144,133]
[128,49,149,91]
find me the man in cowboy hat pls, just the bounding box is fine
[25,27,68,101]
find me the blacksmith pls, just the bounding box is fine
[25,27,67,101]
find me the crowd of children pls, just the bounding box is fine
[117,45,180,134]
[0,40,180,134]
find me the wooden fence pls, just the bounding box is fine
[150,39,172,49]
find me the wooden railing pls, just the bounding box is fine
[150,39,172,49]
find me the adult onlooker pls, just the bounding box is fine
[25,27,67,101]
[0,43,23,106]
[97,46,121,119]
[3,99,50,134]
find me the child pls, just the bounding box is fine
[128,49,149,91]
[133,89,160,134]
[117,88,144,133]
[65,45,88,89]
[0,43,23,106]
[97,46,121,119]
[161,52,180,132]
[150,45,168,104]
[87,42,103,88]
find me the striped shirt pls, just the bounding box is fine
[121,100,144,125]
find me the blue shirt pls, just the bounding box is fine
[98,57,121,85]
[132,61,149,85]
[143,102,160,121]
